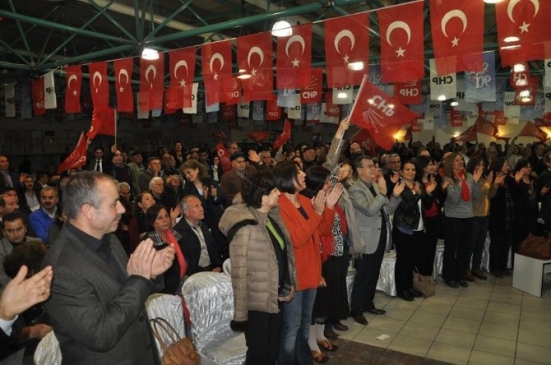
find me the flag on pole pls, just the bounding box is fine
[87,107,117,140]
[57,132,89,174]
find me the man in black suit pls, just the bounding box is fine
[174,195,222,276]
[42,171,175,364]
[0,156,21,193]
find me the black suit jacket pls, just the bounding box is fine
[173,219,222,276]
[0,170,21,193]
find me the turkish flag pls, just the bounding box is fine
[65,65,82,114]
[114,58,134,112]
[31,78,45,116]
[394,80,422,104]
[518,121,548,141]
[378,1,424,83]
[139,53,165,111]
[496,0,551,66]
[324,13,369,88]
[57,132,88,174]
[87,107,116,140]
[88,61,110,110]
[273,119,292,151]
[216,142,232,173]
[276,23,312,89]
[220,76,242,105]
[237,31,274,101]
[202,40,233,106]
[429,0,484,75]
[348,75,417,151]
[169,48,195,109]
[300,67,323,104]
[266,99,282,121]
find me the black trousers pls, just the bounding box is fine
[394,228,425,293]
[415,215,440,276]
[244,308,282,365]
[350,238,385,312]
[443,216,473,282]
[489,226,512,272]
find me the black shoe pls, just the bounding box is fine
[364,308,386,315]
[398,290,414,301]
[408,288,423,298]
[465,271,476,282]
[332,322,349,331]
[323,328,339,339]
[350,310,368,325]
[459,280,469,287]
[446,280,459,288]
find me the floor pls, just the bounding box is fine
[321,273,551,365]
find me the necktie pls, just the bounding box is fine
[95,160,101,172]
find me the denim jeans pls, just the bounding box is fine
[278,288,317,365]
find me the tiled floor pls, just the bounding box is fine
[323,273,551,365]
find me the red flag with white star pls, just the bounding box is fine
[276,23,312,89]
[202,40,233,106]
[348,75,417,151]
[65,65,82,114]
[429,0,484,75]
[324,13,369,88]
[169,48,195,109]
[88,61,109,110]
[496,0,551,66]
[114,58,134,112]
[378,1,424,83]
[237,31,274,102]
[139,54,165,111]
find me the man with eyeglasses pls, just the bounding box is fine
[219,152,255,205]
[348,156,403,325]
[384,153,402,198]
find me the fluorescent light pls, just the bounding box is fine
[142,47,159,60]
[272,20,292,37]
[348,62,364,71]
[501,45,521,50]
[483,0,504,3]
[237,73,251,80]
[504,36,519,43]
[513,63,526,72]
[518,90,530,97]
[337,92,348,99]
[450,101,459,107]
[437,95,446,101]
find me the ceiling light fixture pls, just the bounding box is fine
[348,61,364,71]
[450,100,459,107]
[513,63,526,73]
[437,95,446,101]
[483,0,504,3]
[272,20,292,37]
[504,36,519,43]
[141,47,159,60]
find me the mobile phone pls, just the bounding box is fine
[154,242,169,251]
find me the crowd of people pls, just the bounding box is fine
[0,120,549,364]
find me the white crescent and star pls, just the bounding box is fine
[386,20,411,57]
[441,9,468,47]
[210,53,225,80]
[67,74,77,91]
[334,30,355,64]
[285,35,305,67]
[508,0,539,33]
[92,71,102,93]
[145,65,157,89]
[247,47,264,68]
[174,60,189,87]
[118,69,129,92]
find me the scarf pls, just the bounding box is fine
[456,171,470,201]
[166,229,187,278]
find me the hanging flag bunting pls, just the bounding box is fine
[136,93,149,119]
[32,78,45,116]
[429,0,484,75]
[202,40,233,106]
[65,65,82,114]
[518,121,548,141]
[464,52,496,103]
[43,71,57,109]
[504,91,521,125]
[113,58,134,112]
[450,108,464,127]
[287,94,302,120]
[521,92,545,120]
[496,0,551,66]
[237,102,250,118]
[514,76,539,106]
[164,89,178,115]
[368,64,394,96]
[4,84,15,117]
[139,53,165,111]
[220,104,237,122]
[332,85,353,105]
[87,107,116,139]
[57,132,89,174]
[252,100,264,121]
[324,12,369,88]
[277,89,296,108]
[300,68,323,105]
[221,76,242,105]
[482,78,507,112]
[206,102,219,113]
[237,31,274,102]
[276,23,312,89]
[266,99,282,121]
[88,61,109,110]
[341,104,353,119]
[348,75,418,151]
[545,59,551,88]
[16,80,32,119]
[183,83,199,114]
[321,102,341,124]
[273,119,292,151]
[394,80,422,105]
[377,1,424,83]
[544,90,551,120]
[168,48,195,109]
[429,59,457,101]
[306,102,322,121]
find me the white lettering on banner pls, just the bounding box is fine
[227,91,239,98]
[310,104,321,113]
[399,88,418,97]
[370,95,395,116]
[302,91,318,99]
[283,88,294,96]
[335,85,352,90]
[239,104,249,110]
[467,63,491,89]
[268,111,278,117]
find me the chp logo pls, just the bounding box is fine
[362,95,395,132]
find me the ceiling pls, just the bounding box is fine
[0,0,543,87]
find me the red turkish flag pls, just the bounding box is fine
[221,76,242,105]
[220,104,237,122]
[87,107,116,140]
[31,78,45,116]
[273,119,292,151]
[169,48,195,109]
[57,132,88,174]
[139,53,165,111]
[266,100,282,121]
[216,142,232,173]
[65,65,82,114]
[88,61,110,110]
[496,0,551,66]
[237,32,274,102]
[202,40,233,106]
[324,13,369,88]
[276,23,312,89]
[394,80,422,104]
[429,0,484,75]
[114,58,134,113]
[378,1,424,83]
[348,75,417,151]
[518,121,548,141]
[300,67,323,104]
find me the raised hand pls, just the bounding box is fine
[493,173,506,187]
[514,167,528,183]
[377,177,388,195]
[425,175,437,195]
[393,179,405,197]
[312,190,327,215]
[248,150,260,163]
[473,166,483,183]
[390,171,400,183]
[127,239,156,279]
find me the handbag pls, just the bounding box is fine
[413,267,435,298]
[519,233,551,260]
[150,317,200,365]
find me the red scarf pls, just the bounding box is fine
[456,171,470,201]
[166,229,187,278]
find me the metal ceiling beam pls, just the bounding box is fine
[82,0,137,42]
[144,0,195,40]
[8,0,33,65]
